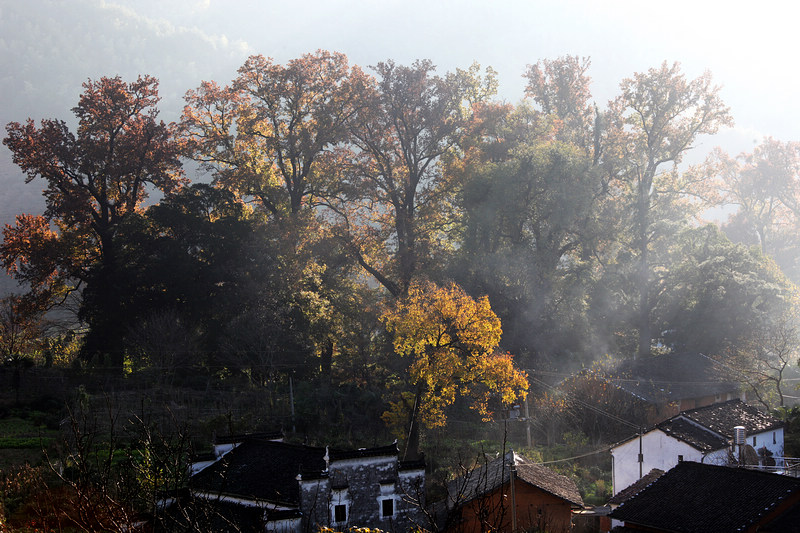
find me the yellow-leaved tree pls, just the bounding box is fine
[381,281,528,459]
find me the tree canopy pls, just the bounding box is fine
[1,53,798,451]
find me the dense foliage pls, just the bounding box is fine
[2,52,800,530]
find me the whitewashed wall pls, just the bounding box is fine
[611,430,703,495]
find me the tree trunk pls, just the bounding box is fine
[403,383,423,461]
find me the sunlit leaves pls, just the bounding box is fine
[182,50,369,220]
[381,281,527,429]
[524,55,594,148]
[3,75,185,261]
[338,60,497,297]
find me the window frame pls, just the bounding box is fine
[381,497,395,519]
[333,503,348,525]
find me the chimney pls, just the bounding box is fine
[733,426,746,464]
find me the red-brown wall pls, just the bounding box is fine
[447,479,576,533]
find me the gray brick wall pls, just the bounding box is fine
[298,455,426,532]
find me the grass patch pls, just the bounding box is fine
[0,416,59,452]
[0,436,54,449]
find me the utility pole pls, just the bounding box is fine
[289,375,296,434]
[638,426,643,479]
[510,458,518,533]
[524,397,532,448]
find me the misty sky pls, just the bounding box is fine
[1,0,799,221]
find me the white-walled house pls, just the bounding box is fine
[169,434,426,532]
[610,400,784,496]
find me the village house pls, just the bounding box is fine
[610,399,784,496]
[609,461,800,532]
[608,351,744,423]
[183,433,426,532]
[442,451,583,533]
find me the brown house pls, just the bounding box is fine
[444,451,583,533]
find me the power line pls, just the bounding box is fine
[522,445,612,465]
[529,376,640,430]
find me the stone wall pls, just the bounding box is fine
[298,454,426,532]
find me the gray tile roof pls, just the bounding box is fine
[607,469,664,505]
[680,399,783,437]
[449,451,583,509]
[190,438,326,505]
[656,417,730,452]
[615,399,783,453]
[610,461,800,532]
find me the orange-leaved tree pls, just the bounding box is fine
[181,50,369,221]
[381,280,528,459]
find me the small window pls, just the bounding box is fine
[333,504,347,524]
[382,498,394,518]
[753,436,757,446]
[678,455,683,462]
[774,431,777,444]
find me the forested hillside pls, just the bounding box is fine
[2,52,799,530]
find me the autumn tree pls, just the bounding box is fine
[181,50,369,222]
[381,280,528,459]
[604,62,733,357]
[182,52,369,377]
[524,55,596,150]
[0,294,46,359]
[2,75,185,368]
[338,60,497,297]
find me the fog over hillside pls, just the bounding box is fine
[2,0,798,281]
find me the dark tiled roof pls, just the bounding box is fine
[399,455,426,471]
[614,399,783,453]
[656,417,729,452]
[610,352,739,403]
[610,461,800,532]
[449,451,583,508]
[607,469,664,505]
[328,443,399,462]
[190,438,326,505]
[761,501,800,532]
[681,399,783,437]
[214,431,284,445]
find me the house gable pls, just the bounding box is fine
[445,452,582,533]
[186,436,425,532]
[611,400,786,495]
[190,438,326,506]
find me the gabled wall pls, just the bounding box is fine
[611,426,786,496]
[746,427,784,466]
[612,430,707,495]
[449,479,575,533]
